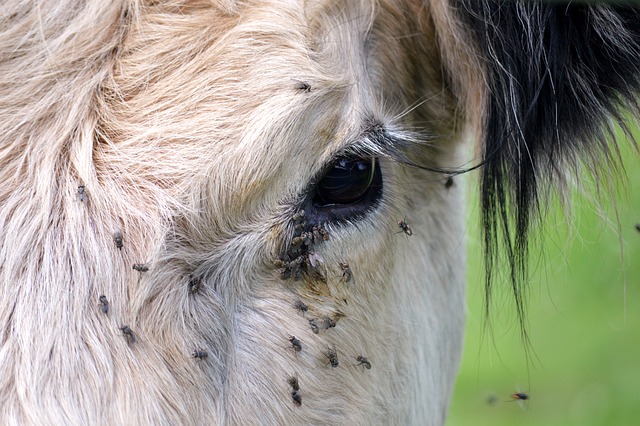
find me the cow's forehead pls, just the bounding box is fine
[98,0,450,215]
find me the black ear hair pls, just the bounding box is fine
[456,2,640,321]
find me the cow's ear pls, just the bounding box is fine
[453,3,640,318]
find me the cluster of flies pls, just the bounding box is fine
[307,316,337,334]
[288,376,302,406]
[82,181,209,361]
[273,211,356,285]
[84,155,417,405]
[276,212,411,280]
[275,196,421,407]
[288,271,360,407]
[274,210,330,281]
[294,300,340,335]
[286,331,371,407]
[286,297,372,407]
[291,300,338,341]
[83,111,458,408]
[98,289,207,360]
[90,219,210,369]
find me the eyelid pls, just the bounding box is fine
[314,120,433,185]
[321,125,387,171]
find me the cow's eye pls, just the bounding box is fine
[314,157,379,206]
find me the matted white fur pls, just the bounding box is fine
[0,1,474,424]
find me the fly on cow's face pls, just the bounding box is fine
[288,375,302,406]
[98,295,109,314]
[292,210,305,222]
[339,262,352,283]
[287,376,299,391]
[192,349,208,360]
[120,326,136,344]
[289,335,302,353]
[77,185,88,203]
[308,319,319,334]
[293,299,308,316]
[113,231,123,250]
[445,176,454,188]
[291,389,302,406]
[275,256,305,280]
[292,210,307,232]
[324,347,339,368]
[293,80,311,93]
[132,263,149,272]
[321,316,336,330]
[188,275,203,294]
[397,218,412,236]
[356,355,371,370]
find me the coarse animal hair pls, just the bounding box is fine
[0,0,638,424]
[456,0,640,329]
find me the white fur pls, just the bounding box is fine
[0,1,471,424]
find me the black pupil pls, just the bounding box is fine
[315,157,376,205]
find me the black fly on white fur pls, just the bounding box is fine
[288,336,302,353]
[324,347,339,368]
[77,185,88,203]
[293,299,308,316]
[188,275,202,294]
[397,218,413,236]
[119,326,136,345]
[98,295,109,314]
[113,231,123,250]
[192,349,208,360]
[287,375,302,406]
[339,262,352,283]
[356,355,371,370]
[132,264,149,272]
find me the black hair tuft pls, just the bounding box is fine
[456,1,640,328]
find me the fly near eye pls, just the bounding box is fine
[314,157,377,205]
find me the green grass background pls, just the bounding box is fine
[447,135,640,426]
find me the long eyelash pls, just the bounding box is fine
[346,120,493,177]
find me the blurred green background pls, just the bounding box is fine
[447,134,640,426]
